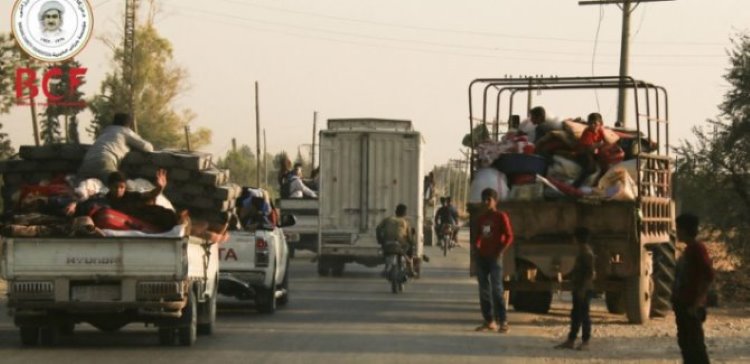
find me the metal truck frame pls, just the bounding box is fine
[467,76,675,324]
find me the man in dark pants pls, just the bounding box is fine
[672,213,714,364]
[555,227,595,351]
[473,188,513,333]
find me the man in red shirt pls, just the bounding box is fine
[573,113,606,187]
[473,188,514,333]
[672,213,714,364]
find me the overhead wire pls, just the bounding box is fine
[592,5,605,112]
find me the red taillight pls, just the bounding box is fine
[255,238,268,250]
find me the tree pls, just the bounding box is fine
[675,32,750,257]
[41,60,86,144]
[0,33,22,157]
[89,3,210,150]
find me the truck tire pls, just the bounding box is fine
[197,287,217,336]
[625,250,653,324]
[605,291,626,314]
[317,257,330,277]
[277,258,290,306]
[39,326,58,346]
[60,323,75,336]
[158,328,176,346]
[19,326,39,346]
[650,243,676,318]
[178,289,198,346]
[256,267,277,314]
[331,261,345,277]
[512,291,552,314]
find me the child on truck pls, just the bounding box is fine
[555,227,596,351]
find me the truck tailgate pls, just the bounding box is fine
[1,237,185,279]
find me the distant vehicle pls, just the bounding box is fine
[317,118,424,277]
[218,200,295,314]
[467,76,676,324]
[277,198,318,257]
[438,223,456,257]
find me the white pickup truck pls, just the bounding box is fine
[217,217,293,314]
[0,233,219,347]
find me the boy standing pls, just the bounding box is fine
[672,213,714,364]
[556,227,595,350]
[474,188,514,333]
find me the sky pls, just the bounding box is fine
[1,0,748,171]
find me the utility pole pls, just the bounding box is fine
[123,0,138,132]
[254,81,261,187]
[311,111,318,170]
[231,138,237,152]
[579,0,673,127]
[263,128,268,187]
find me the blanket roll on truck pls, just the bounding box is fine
[317,119,424,276]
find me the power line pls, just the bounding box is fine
[165,1,723,60]
[592,5,605,112]
[207,0,724,47]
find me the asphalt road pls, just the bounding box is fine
[0,230,747,364]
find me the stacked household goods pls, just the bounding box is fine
[470,118,654,203]
[0,144,91,214]
[120,150,241,226]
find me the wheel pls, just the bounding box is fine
[197,291,217,336]
[256,270,277,314]
[277,259,290,307]
[19,326,39,346]
[605,290,626,314]
[178,289,198,346]
[625,250,653,324]
[158,328,176,346]
[391,279,399,294]
[317,257,330,277]
[650,243,676,318]
[442,237,448,257]
[331,261,345,277]
[512,291,552,314]
[39,326,58,346]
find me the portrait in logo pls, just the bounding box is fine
[11,0,94,62]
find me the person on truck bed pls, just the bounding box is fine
[473,188,513,334]
[239,193,273,230]
[288,165,317,198]
[77,113,154,182]
[672,213,714,364]
[572,113,608,188]
[555,227,596,351]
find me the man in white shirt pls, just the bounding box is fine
[78,113,154,182]
[289,165,317,198]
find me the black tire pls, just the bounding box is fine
[605,291,626,314]
[626,250,653,324]
[650,243,676,318]
[331,261,345,277]
[277,259,290,307]
[158,328,176,346]
[197,292,217,336]
[442,236,448,257]
[19,326,39,346]
[39,326,58,346]
[391,279,398,294]
[289,247,296,259]
[178,289,198,346]
[512,290,553,314]
[317,258,330,277]
[256,269,277,314]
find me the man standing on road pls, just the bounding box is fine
[78,113,154,182]
[555,227,595,351]
[473,188,513,333]
[672,213,714,364]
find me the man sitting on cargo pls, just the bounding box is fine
[572,113,608,188]
[288,165,317,198]
[238,192,273,230]
[77,113,154,182]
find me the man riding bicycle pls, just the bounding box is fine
[435,197,459,247]
[377,204,416,278]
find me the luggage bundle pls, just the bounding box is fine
[120,150,241,225]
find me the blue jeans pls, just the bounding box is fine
[568,290,593,342]
[476,256,507,323]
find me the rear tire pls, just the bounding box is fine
[39,326,58,346]
[19,326,39,346]
[625,250,653,324]
[512,290,553,314]
[178,289,198,346]
[331,261,345,277]
[256,268,277,314]
[442,237,448,257]
[158,328,176,346]
[650,243,676,318]
[277,259,290,306]
[317,257,330,277]
[197,292,217,336]
[605,290,626,314]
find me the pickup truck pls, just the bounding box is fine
[0,233,219,346]
[217,216,293,314]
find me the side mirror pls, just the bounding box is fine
[280,214,297,228]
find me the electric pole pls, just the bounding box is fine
[123,0,138,132]
[579,0,674,127]
[263,128,268,187]
[311,111,318,170]
[255,81,261,187]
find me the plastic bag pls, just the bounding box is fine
[469,168,509,203]
[599,169,638,201]
[547,155,581,183]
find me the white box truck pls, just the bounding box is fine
[317,118,423,276]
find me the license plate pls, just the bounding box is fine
[71,285,121,302]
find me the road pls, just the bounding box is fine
[0,230,748,364]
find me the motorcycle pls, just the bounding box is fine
[383,241,408,294]
[438,224,455,257]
